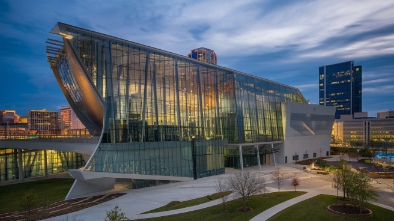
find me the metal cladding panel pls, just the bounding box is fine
[63,39,104,133]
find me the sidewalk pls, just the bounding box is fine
[250,191,319,221]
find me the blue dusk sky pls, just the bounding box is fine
[0,0,393,117]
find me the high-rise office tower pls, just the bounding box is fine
[319,61,362,119]
[188,47,217,64]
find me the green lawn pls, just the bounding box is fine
[0,178,74,214]
[139,191,306,221]
[268,194,394,221]
[142,191,232,214]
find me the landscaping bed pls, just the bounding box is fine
[295,157,331,165]
[365,172,394,179]
[327,204,372,218]
[268,194,394,221]
[0,193,126,221]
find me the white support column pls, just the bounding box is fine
[239,145,243,171]
[271,144,276,167]
[256,145,261,170]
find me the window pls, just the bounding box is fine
[303,154,308,159]
[313,153,316,158]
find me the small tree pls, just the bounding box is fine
[332,171,340,205]
[261,176,269,195]
[291,174,300,191]
[105,205,127,221]
[215,177,230,211]
[347,171,379,214]
[272,168,286,192]
[334,158,354,200]
[227,171,264,211]
[20,189,39,221]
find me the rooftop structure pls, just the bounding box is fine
[188,47,217,65]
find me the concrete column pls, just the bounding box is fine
[239,145,243,171]
[271,144,276,167]
[44,150,48,177]
[18,149,24,181]
[256,145,261,170]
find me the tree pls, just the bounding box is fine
[105,205,127,221]
[334,158,353,200]
[227,171,265,211]
[271,168,286,192]
[332,171,341,205]
[20,189,39,221]
[291,174,300,191]
[347,171,379,214]
[214,177,230,211]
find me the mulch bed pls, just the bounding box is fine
[295,157,331,165]
[0,193,126,221]
[327,204,372,218]
[365,172,394,179]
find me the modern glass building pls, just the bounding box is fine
[319,61,362,119]
[46,22,334,198]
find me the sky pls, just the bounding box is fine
[0,0,393,117]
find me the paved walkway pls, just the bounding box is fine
[41,163,393,221]
[250,191,319,221]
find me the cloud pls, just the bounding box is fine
[1,0,394,114]
[293,83,316,90]
[363,85,394,94]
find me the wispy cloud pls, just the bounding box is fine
[1,0,393,114]
[293,83,316,90]
[363,85,394,94]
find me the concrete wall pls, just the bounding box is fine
[280,102,335,164]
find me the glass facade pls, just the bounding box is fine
[319,61,362,119]
[47,22,306,180]
[0,149,85,181]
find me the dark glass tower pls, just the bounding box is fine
[319,61,362,119]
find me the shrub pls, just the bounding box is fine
[105,205,127,221]
[20,189,39,221]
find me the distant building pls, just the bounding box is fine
[28,109,59,134]
[332,111,394,146]
[319,61,362,119]
[188,47,217,64]
[378,110,394,119]
[0,110,19,124]
[60,106,72,129]
[60,106,85,129]
[18,116,28,123]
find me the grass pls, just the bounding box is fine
[142,191,232,214]
[0,178,74,214]
[139,191,306,221]
[268,194,394,221]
